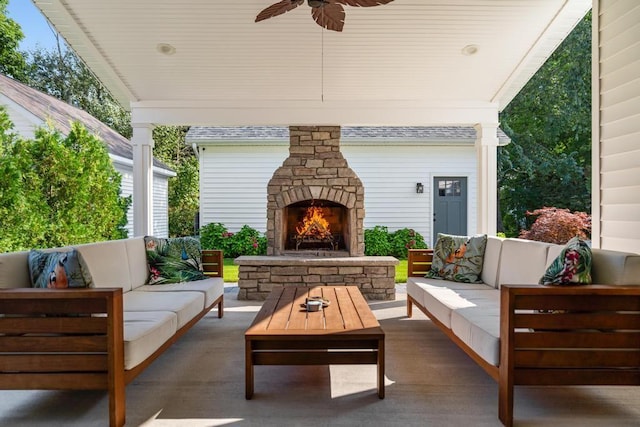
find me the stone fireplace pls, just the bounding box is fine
[236,126,397,301]
[266,126,365,257]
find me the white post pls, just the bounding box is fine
[131,124,155,237]
[474,123,499,235]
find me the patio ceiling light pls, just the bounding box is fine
[157,43,176,55]
[461,44,479,56]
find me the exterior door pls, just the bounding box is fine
[433,177,467,238]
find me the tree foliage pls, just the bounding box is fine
[498,12,592,236]
[0,109,130,252]
[0,0,27,81]
[519,207,591,245]
[152,126,200,237]
[26,47,132,138]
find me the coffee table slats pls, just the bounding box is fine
[322,288,345,330]
[249,287,282,331]
[306,287,325,330]
[334,287,363,330]
[287,288,309,330]
[269,287,296,330]
[347,286,380,329]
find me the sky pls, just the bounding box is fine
[7,0,60,52]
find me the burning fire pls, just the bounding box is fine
[296,206,332,239]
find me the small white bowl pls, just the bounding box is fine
[306,300,322,312]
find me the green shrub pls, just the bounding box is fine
[364,226,393,256]
[390,228,427,259]
[199,222,266,257]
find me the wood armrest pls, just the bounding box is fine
[202,249,224,278]
[407,249,433,277]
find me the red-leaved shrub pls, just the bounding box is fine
[519,207,591,244]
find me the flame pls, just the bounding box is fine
[296,206,332,239]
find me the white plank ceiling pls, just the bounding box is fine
[32,0,590,125]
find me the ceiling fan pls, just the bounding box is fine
[255,0,395,32]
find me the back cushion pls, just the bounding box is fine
[125,237,149,290]
[592,248,640,285]
[76,240,133,292]
[480,236,503,289]
[498,238,552,286]
[0,251,31,289]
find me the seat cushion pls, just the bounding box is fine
[136,277,224,308]
[407,277,494,328]
[498,238,552,287]
[123,310,177,370]
[76,239,133,292]
[123,291,204,329]
[449,290,501,366]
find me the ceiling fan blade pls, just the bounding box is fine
[333,0,394,7]
[255,0,304,23]
[312,3,345,32]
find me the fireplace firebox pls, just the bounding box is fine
[284,200,349,253]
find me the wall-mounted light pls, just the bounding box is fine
[416,182,424,194]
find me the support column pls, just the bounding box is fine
[131,124,155,237]
[474,123,499,236]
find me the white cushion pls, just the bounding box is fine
[497,238,552,287]
[0,251,31,288]
[76,240,133,292]
[123,291,204,329]
[125,237,149,290]
[123,310,177,370]
[136,277,224,308]
[407,277,494,328]
[449,290,501,366]
[592,248,640,285]
[480,236,503,289]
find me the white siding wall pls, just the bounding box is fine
[111,162,171,238]
[153,175,170,238]
[199,143,288,232]
[199,141,477,246]
[595,0,640,253]
[1,97,40,139]
[114,164,135,238]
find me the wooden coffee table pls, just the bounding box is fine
[245,285,385,399]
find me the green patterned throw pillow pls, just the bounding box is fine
[145,236,207,285]
[28,249,93,289]
[426,233,488,283]
[539,236,592,285]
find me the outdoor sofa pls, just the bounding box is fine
[0,237,224,427]
[407,237,640,427]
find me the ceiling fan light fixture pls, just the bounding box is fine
[157,43,176,56]
[308,0,325,7]
[461,44,479,56]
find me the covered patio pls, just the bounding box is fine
[1,0,638,425]
[30,0,615,245]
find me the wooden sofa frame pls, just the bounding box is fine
[407,249,640,427]
[0,249,224,427]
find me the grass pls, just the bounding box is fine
[222,258,409,283]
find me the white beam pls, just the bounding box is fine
[131,100,500,127]
[131,124,155,237]
[475,122,499,236]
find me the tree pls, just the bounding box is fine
[0,110,130,252]
[26,47,132,138]
[25,46,199,237]
[498,12,592,236]
[152,126,200,237]
[0,0,27,81]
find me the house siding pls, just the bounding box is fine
[113,162,170,239]
[595,0,640,253]
[198,141,477,246]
